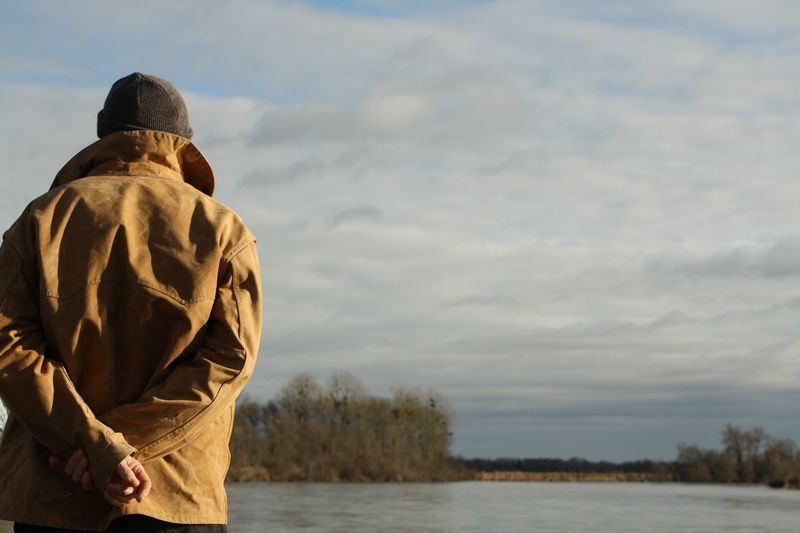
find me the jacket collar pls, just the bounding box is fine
[50,130,215,196]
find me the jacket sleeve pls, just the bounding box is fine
[99,240,262,462]
[0,238,136,490]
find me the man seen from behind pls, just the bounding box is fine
[0,72,262,532]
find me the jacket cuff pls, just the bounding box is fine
[86,430,137,491]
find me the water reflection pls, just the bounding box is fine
[227,482,800,533]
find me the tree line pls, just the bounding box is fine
[460,424,800,488]
[459,457,672,478]
[226,374,799,487]
[228,372,467,482]
[675,423,800,488]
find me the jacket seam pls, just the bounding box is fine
[1,240,37,296]
[232,252,243,339]
[136,362,247,458]
[0,361,70,457]
[2,239,31,273]
[43,278,215,305]
[222,237,256,264]
[0,254,20,310]
[136,244,252,458]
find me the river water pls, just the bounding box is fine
[1,482,798,532]
[226,482,800,532]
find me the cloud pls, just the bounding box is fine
[330,205,381,227]
[650,238,800,280]
[669,0,800,37]
[357,92,433,135]
[3,0,800,459]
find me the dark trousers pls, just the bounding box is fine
[14,515,226,533]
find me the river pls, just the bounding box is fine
[2,482,799,531]
[227,482,800,532]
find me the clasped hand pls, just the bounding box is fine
[49,449,152,506]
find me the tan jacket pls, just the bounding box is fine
[0,130,262,530]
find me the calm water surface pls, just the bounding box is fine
[226,482,800,532]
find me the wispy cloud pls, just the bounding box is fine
[2,0,800,459]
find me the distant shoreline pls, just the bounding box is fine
[475,471,660,482]
[227,467,660,483]
[227,467,798,488]
[228,468,656,483]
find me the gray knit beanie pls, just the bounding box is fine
[97,72,193,139]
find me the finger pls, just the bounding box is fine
[116,460,140,488]
[71,456,87,482]
[72,456,89,483]
[64,449,84,475]
[103,490,128,507]
[136,470,152,502]
[81,471,93,491]
[125,460,151,501]
[106,483,136,497]
[105,483,137,502]
[64,449,84,476]
[107,492,136,506]
[64,449,86,476]
[49,456,63,470]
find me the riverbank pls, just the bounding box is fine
[227,465,470,482]
[228,468,800,487]
[476,470,662,482]
[227,466,662,483]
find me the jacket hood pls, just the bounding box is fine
[50,130,215,196]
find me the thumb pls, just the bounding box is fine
[116,458,140,488]
[49,456,63,469]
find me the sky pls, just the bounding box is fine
[1,0,800,461]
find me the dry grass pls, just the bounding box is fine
[475,471,660,482]
[227,466,273,482]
